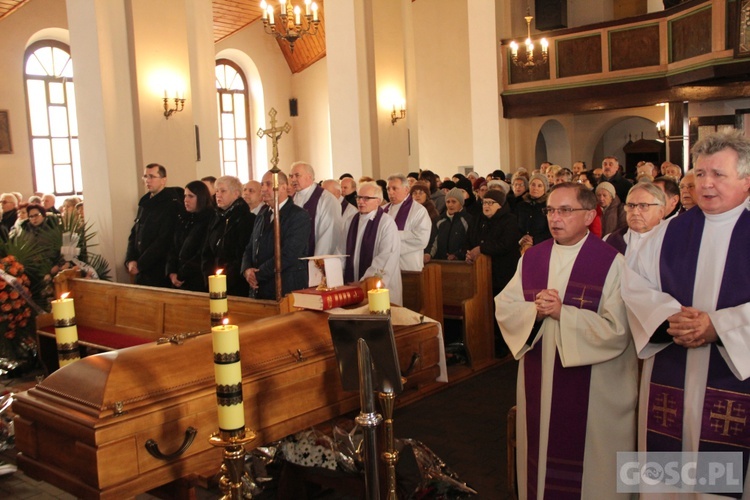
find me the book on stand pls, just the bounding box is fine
[291,285,366,311]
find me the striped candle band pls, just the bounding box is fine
[216,382,243,406]
[210,291,227,299]
[57,342,80,360]
[214,351,241,364]
[54,317,77,328]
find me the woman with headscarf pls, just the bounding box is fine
[167,180,215,292]
[515,173,552,254]
[595,181,627,237]
[429,188,471,261]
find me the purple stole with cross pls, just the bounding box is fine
[647,207,750,496]
[344,208,384,283]
[521,234,618,499]
[385,195,413,230]
[302,184,324,256]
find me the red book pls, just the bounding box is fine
[291,285,366,311]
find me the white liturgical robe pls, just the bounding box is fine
[622,202,750,500]
[344,210,403,306]
[496,233,638,500]
[385,199,431,272]
[294,184,344,255]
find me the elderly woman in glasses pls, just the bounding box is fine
[466,189,522,357]
[604,183,666,261]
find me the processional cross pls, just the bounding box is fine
[257,108,291,170]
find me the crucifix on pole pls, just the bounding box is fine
[256,108,292,300]
[257,108,291,172]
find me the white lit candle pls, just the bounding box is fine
[311,2,318,21]
[368,280,390,315]
[268,6,275,25]
[294,5,301,25]
[51,292,80,367]
[304,0,310,16]
[212,320,245,434]
[261,0,267,20]
[209,269,228,326]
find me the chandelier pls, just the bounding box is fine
[509,8,548,72]
[260,0,321,53]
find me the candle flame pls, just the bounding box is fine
[376,280,382,290]
[216,269,224,276]
[60,292,70,300]
[222,318,229,326]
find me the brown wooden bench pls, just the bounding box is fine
[401,265,443,326]
[37,270,292,372]
[427,254,495,369]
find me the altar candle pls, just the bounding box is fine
[368,280,390,315]
[209,269,228,326]
[51,292,80,367]
[212,320,245,434]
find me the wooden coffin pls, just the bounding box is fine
[14,310,442,499]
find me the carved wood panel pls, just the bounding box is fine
[610,24,660,71]
[670,6,712,62]
[557,34,603,78]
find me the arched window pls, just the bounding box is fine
[215,60,252,182]
[24,41,82,196]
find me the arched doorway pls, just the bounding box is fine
[536,120,571,168]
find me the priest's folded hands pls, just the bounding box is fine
[534,288,561,321]
[666,305,719,348]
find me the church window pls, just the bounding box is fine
[215,60,252,182]
[24,41,82,196]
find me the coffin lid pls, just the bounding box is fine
[35,311,335,416]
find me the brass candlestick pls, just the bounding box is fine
[379,379,405,500]
[208,428,257,499]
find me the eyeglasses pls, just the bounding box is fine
[482,200,498,206]
[542,207,590,217]
[142,174,163,180]
[356,195,379,201]
[624,202,661,212]
[28,213,43,219]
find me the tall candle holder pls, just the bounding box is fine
[208,428,257,500]
[379,387,401,500]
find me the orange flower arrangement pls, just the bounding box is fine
[0,256,33,341]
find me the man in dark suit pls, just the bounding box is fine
[125,163,181,287]
[241,171,311,300]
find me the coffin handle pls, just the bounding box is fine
[145,426,197,461]
[402,352,420,377]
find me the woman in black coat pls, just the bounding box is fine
[466,190,521,357]
[514,174,552,254]
[167,180,214,292]
[466,190,522,296]
[202,176,255,297]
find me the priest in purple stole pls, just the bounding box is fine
[623,130,750,499]
[290,161,343,256]
[496,183,638,499]
[343,182,403,305]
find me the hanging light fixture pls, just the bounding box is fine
[509,6,548,73]
[260,0,321,53]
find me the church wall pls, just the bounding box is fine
[0,0,68,198]
[215,22,304,180]
[289,58,333,179]
[411,0,473,177]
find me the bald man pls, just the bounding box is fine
[290,161,343,256]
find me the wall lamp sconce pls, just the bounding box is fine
[163,91,186,119]
[656,120,666,139]
[391,103,406,125]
